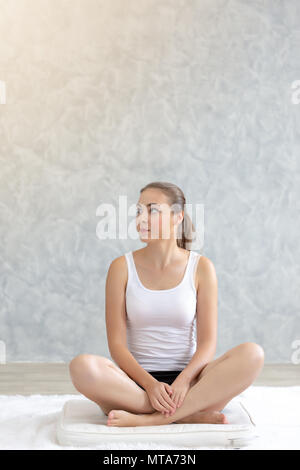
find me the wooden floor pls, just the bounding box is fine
[0,363,299,395]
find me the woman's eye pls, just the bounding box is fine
[136,207,159,215]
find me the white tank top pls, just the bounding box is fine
[124,250,201,372]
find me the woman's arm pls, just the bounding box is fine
[180,256,218,383]
[105,256,157,389]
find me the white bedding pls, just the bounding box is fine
[56,396,256,449]
[0,386,299,450]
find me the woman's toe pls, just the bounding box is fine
[107,410,116,425]
[221,413,229,424]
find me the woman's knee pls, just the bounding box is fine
[232,343,265,377]
[237,342,265,363]
[69,354,110,380]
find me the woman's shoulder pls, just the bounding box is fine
[109,249,144,268]
[196,254,217,284]
[107,253,129,281]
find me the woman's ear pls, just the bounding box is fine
[175,211,184,227]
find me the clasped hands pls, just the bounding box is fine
[146,374,191,418]
[163,375,191,416]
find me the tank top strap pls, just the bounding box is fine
[187,250,202,292]
[124,251,137,287]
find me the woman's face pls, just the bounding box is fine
[136,189,182,242]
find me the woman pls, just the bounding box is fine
[69,181,264,427]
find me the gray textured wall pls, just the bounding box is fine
[0,0,299,363]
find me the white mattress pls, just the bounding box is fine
[56,396,258,448]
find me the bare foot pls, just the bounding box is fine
[107,409,145,427]
[106,409,229,427]
[175,410,229,424]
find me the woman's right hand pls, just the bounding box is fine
[145,380,177,415]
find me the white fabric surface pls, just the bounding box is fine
[0,386,299,450]
[56,396,255,448]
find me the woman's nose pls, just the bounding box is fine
[137,213,148,224]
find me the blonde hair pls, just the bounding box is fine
[139,181,195,250]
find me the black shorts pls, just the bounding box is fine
[135,370,183,391]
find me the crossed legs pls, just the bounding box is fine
[69,342,264,427]
[69,354,163,416]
